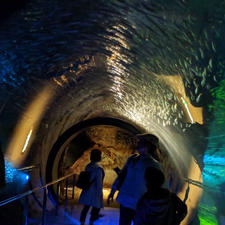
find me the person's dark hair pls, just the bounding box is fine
[136,133,159,155]
[145,166,165,189]
[90,149,102,162]
[136,133,158,147]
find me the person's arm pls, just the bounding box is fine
[172,193,187,224]
[113,167,121,175]
[107,157,131,205]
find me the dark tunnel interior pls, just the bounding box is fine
[0,0,225,225]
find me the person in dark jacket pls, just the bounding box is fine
[107,133,162,225]
[79,149,105,225]
[134,166,187,225]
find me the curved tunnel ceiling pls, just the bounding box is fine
[0,0,225,224]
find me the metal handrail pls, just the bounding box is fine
[18,164,40,171]
[17,163,47,209]
[1,166,223,225]
[0,170,77,225]
[0,171,76,207]
[183,177,224,193]
[1,169,221,208]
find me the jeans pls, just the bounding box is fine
[80,205,100,223]
[119,205,136,225]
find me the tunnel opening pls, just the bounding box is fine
[46,116,188,210]
[46,117,141,204]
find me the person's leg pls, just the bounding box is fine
[80,205,90,224]
[119,205,136,225]
[89,207,100,224]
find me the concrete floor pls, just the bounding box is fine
[62,205,119,225]
[29,205,121,225]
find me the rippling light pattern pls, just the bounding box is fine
[181,97,194,124]
[198,204,218,225]
[198,80,225,225]
[5,160,29,184]
[5,160,16,183]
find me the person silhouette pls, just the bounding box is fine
[79,149,105,225]
[108,133,161,225]
[134,166,187,225]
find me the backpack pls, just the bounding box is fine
[76,171,95,190]
[135,191,187,225]
[166,193,187,225]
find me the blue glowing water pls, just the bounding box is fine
[5,160,29,184]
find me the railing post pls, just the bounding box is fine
[55,182,60,216]
[42,187,47,225]
[70,174,76,215]
[23,196,29,225]
[72,174,76,199]
[0,172,79,224]
[65,178,68,211]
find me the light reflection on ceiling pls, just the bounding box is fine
[0,0,225,224]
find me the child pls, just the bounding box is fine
[134,166,187,225]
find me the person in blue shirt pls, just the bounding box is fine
[107,133,161,225]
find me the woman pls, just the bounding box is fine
[79,149,105,225]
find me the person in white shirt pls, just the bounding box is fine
[107,133,161,225]
[79,149,105,225]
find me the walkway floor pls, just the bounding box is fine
[29,205,120,225]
